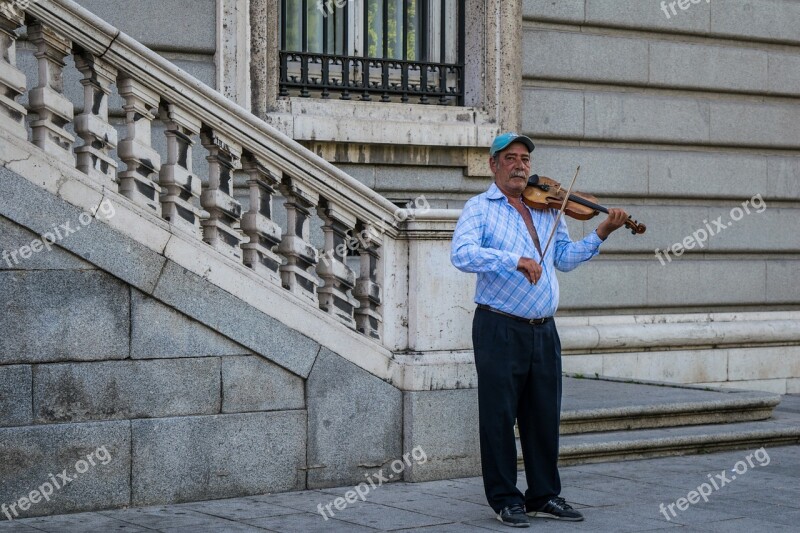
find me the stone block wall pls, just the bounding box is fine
[521,0,800,316]
[0,203,409,516]
[74,0,217,87]
[0,212,305,515]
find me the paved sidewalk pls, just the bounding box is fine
[3,442,799,532]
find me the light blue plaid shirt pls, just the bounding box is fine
[451,183,604,319]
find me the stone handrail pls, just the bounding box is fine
[0,0,406,342]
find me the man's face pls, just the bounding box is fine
[490,142,531,197]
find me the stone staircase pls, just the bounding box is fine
[518,376,800,467]
[2,0,798,519]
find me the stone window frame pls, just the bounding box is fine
[218,0,522,147]
[279,0,464,105]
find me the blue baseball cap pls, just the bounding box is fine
[489,132,535,157]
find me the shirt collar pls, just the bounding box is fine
[486,182,508,201]
[487,182,524,205]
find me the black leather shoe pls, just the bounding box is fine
[527,496,584,521]
[496,503,530,527]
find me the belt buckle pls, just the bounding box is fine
[528,317,546,325]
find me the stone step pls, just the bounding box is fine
[555,412,800,466]
[559,376,780,435]
[515,377,799,467]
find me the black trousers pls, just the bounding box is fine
[472,306,562,513]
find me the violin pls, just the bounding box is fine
[522,175,646,235]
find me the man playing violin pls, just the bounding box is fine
[451,132,628,528]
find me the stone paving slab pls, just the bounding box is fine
[6,512,150,532]
[95,507,217,529]
[244,511,380,533]
[774,394,800,414]
[3,443,798,532]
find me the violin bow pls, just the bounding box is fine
[538,165,580,265]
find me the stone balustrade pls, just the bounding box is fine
[0,0,403,343]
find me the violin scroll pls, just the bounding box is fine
[625,217,646,235]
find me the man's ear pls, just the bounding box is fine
[488,156,497,175]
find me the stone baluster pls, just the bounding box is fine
[316,201,359,327]
[276,178,319,304]
[27,21,74,165]
[353,224,383,340]
[158,103,206,238]
[240,153,284,285]
[73,50,118,186]
[117,77,162,214]
[0,3,27,139]
[200,127,244,261]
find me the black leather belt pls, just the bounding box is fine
[477,304,552,325]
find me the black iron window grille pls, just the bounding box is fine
[279,0,465,105]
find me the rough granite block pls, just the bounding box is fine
[559,260,647,311]
[222,355,305,413]
[523,29,648,85]
[522,88,584,138]
[131,411,306,505]
[646,259,766,307]
[532,144,649,198]
[767,260,800,304]
[373,165,468,193]
[711,0,800,45]
[0,270,130,364]
[0,365,32,427]
[649,42,767,94]
[767,156,800,200]
[131,289,248,359]
[403,389,481,482]
[167,56,217,88]
[151,261,320,377]
[523,0,584,22]
[710,100,800,147]
[585,0,710,34]
[74,0,217,54]
[33,358,221,423]
[306,348,402,488]
[0,216,92,271]
[0,421,131,518]
[584,92,710,144]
